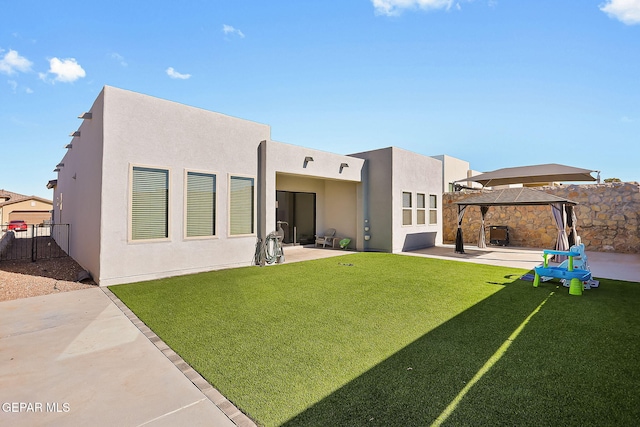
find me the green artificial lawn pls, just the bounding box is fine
[110,253,640,427]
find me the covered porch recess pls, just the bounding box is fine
[275,173,360,247]
[258,140,365,251]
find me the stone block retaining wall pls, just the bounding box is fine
[443,182,639,253]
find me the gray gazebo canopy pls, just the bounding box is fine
[456,187,578,207]
[457,163,599,188]
[454,187,579,256]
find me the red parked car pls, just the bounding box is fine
[8,220,28,232]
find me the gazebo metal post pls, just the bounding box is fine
[455,205,466,253]
[478,206,489,248]
[566,205,579,246]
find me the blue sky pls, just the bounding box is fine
[1,0,639,199]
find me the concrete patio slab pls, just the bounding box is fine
[404,244,640,282]
[279,244,353,264]
[404,245,543,271]
[278,244,638,283]
[0,288,238,427]
[587,251,640,282]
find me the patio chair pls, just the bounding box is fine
[315,228,336,248]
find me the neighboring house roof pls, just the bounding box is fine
[0,192,52,208]
[457,163,598,187]
[455,187,578,206]
[0,189,29,203]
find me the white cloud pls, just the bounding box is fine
[600,0,640,25]
[110,52,128,67]
[7,80,33,94]
[0,49,33,75]
[42,57,86,83]
[222,24,245,38]
[372,0,454,16]
[166,67,191,80]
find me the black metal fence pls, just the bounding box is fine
[0,224,70,262]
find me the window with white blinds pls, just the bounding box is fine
[229,176,254,235]
[131,166,169,240]
[186,171,216,237]
[402,191,412,226]
[429,194,438,224]
[417,193,426,225]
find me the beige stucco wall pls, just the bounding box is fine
[52,90,105,278]
[324,180,360,247]
[55,87,368,285]
[432,154,466,193]
[53,86,445,285]
[350,148,393,252]
[352,147,443,253]
[95,86,272,285]
[391,147,443,252]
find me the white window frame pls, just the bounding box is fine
[417,193,426,225]
[429,194,438,225]
[129,164,171,243]
[228,174,256,237]
[402,191,412,226]
[184,169,218,240]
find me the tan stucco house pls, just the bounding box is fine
[0,190,52,225]
[51,86,443,286]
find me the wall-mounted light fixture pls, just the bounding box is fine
[56,163,64,168]
[69,131,80,137]
[303,156,314,168]
[53,168,61,172]
[72,173,77,180]
[78,112,92,119]
[340,162,349,173]
[65,143,73,149]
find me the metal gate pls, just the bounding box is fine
[0,224,70,262]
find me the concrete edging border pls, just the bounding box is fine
[101,287,256,427]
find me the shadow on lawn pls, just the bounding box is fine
[281,277,640,427]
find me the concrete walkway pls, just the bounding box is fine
[0,288,249,427]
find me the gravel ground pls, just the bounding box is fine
[0,257,97,302]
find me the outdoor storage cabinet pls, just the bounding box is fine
[489,226,509,246]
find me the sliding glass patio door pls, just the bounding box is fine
[276,191,316,244]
